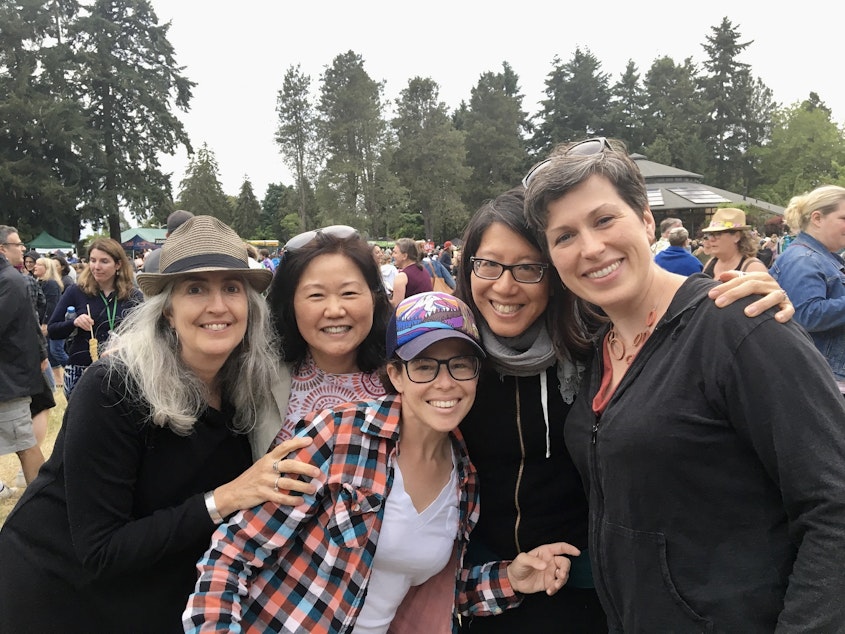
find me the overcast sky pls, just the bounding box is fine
[149,0,844,199]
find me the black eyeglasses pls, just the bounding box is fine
[284,225,359,252]
[2,242,27,250]
[402,355,481,383]
[521,137,613,189]
[470,257,548,284]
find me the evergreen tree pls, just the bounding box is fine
[460,62,529,212]
[531,48,611,156]
[178,143,232,222]
[231,177,262,238]
[0,0,93,241]
[69,0,193,239]
[316,50,387,232]
[392,77,469,241]
[642,56,708,173]
[606,60,648,153]
[275,64,316,232]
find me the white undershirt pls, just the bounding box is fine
[353,454,459,633]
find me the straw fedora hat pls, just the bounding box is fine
[701,208,752,233]
[136,216,272,296]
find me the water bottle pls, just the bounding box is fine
[65,306,76,322]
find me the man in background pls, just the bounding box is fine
[0,226,46,498]
[141,210,194,275]
[654,226,703,276]
[651,217,684,255]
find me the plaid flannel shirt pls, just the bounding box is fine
[184,394,520,633]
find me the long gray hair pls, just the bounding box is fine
[104,282,281,436]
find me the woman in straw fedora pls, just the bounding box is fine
[700,207,768,278]
[0,216,320,633]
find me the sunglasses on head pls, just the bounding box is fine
[284,225,359,252]
[521,137,613,189]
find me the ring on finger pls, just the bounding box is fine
[737,271,746,277]
[274,475,281,493]
[272,458,281,474]
[780,289,789,303]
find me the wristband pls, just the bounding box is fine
[204,491,224,524]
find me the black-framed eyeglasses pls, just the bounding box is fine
[470,257,548,284]
[521,137,613,189]
[2,242,27,250]
[402,355,481,383]
[284,225,359,252]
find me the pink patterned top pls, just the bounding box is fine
[271,353,386,446]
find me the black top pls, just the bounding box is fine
[0,362,252,633]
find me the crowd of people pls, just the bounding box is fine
[1,136,844,632]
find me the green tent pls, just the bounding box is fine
[28,231,74,250]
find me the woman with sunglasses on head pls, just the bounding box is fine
[251,225,391,458]
[0,217,320,633]
[47,238,143,397]
[186,292,579,633]
[522,139,845,632]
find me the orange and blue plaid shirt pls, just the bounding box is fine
[183,394,520,633]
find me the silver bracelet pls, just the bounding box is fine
[204,491,224,524]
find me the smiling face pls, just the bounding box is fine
[544,174,656,314]
[470,222,550,338]
[387,338,479,436]
[294,253,375,374]
[166,272,248,377]
[88,248,120,290]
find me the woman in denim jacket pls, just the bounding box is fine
[770,185,845,391]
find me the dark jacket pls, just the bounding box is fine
[0,255,43,401]
[459,363,605,632]
[0,362,252,633]
[567,275,845,632]
[47,284,143,366]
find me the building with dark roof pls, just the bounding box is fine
[634,154,784,235]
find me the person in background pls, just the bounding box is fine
[184,292,580,633]
[0,225,46,499]
[253,225,391,458]
[439,240,454,274]
[391,237,432,306]
[244,243,264,270]
[523,137,845,632]
[653,226,703,276]
[259,248,276,273]
[650,217,682,255]
[141,209,195,275]
[53,253,75,289]
[23,250,38,277]
[770,185,845,393]
[701,208,768,277]
[47,238,143,397]
[418,239,456,291]
[35,257,67,386]
[0,216,320,632]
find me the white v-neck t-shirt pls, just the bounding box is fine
[353,455,459,633]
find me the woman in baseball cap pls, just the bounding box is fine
[186,291,581,633]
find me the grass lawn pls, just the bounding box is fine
[0,392,65,527]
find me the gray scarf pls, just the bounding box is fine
[479,319,584,404]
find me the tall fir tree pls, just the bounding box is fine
[231,177,262,238]
[459,62,528,212]
[606,60,648,153]
[275,64,316,232]
[69,0,193,239]
[178,143,232,223]
[391,77,469,241]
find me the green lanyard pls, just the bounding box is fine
[100,292,117,332]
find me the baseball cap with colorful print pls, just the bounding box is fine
[386,291,485,361]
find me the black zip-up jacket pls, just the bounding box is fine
[567,275,845,632]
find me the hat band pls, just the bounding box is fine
[162,253,248,274]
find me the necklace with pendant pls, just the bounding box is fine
[607,307,657,365]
